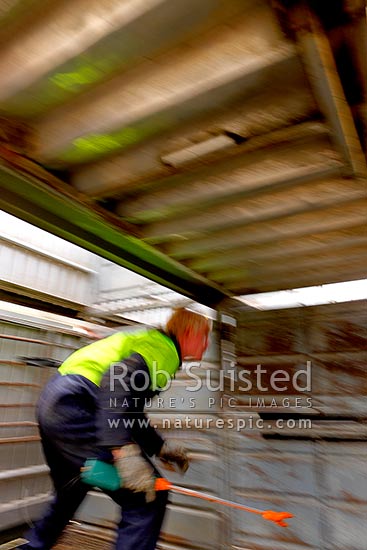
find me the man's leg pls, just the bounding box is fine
[108,488,169,550]
[21,478,89,550]
[21,428,89,550]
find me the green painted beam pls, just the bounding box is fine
[0,163,230,306]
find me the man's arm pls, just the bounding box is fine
[96,353,163,454]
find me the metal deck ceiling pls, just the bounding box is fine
[0,0,366,309]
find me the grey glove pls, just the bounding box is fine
[158,440,189,473]
[113,443,156,502]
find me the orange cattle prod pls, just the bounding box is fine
[154,478,293,528]
[81,459,293,528]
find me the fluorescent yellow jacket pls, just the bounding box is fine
[58,329,180,390]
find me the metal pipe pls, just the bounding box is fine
[0,421,38,427]
[0,382,41,388]
[0,464,49,481]
[0,403,35,408]
[0,333,75,348]
[0,435,40,444]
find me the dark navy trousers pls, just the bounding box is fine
[22,373,168,550]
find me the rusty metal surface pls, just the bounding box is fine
[231,300,367,416]
[0,0,365,303]
[226,433,367,550]
[222,299,367,550]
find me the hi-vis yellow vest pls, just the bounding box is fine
[58,330,180,390]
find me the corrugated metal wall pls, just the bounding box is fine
[0,211,99,308]
[223,300,367,550]
[0,310,85,531]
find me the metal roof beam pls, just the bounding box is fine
[142,176,365,241]
[165,199,367,259]
[0,150,229,306]
[209,244,367,285]
[292,3,367,176]
[72,79,316,198]
[116,124,336,222]
[227,258,366,294]
[188,225,367,273]
[1,0,245,119]
[31,5,295,165]
[0,0,234,112]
